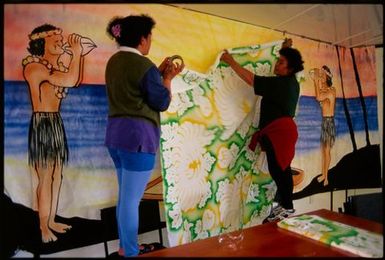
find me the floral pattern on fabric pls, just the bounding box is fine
[160,41,284,246]
[278,214,383,258]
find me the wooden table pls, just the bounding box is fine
[140,209,383,257]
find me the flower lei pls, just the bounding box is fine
[22,55,69,99]
[29,28,62,41]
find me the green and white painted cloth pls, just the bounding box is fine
[278,214,383,258]
[159,41,285,246]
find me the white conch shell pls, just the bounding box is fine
[63,36,97,56]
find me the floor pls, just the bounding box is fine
[13,228,170,258]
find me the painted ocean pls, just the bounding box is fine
[4,81,379,168]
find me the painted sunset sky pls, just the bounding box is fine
[4,4,378,98]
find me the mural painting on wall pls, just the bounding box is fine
[309,65,336,187]
[292,47,381,200]
[22,23,96,243]
[3,4,382,255]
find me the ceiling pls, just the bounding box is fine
[171,4,383,48]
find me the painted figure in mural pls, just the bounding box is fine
[22,24,95,243]
[104,14,184,257]
[310,66,336,186]
[220,39,304,222]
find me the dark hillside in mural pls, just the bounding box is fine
[2,194,104,258]
[293,144,382,200]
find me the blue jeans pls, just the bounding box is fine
[108,148,154,256]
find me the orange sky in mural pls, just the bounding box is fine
[4,4,378,98]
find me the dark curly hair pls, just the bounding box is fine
[106,14,155,47]
[279,47,304,75]
[322,65,333,87]
[27,24,60,56]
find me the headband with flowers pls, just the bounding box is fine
[29,28,62,41]
[321,67,333,78]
